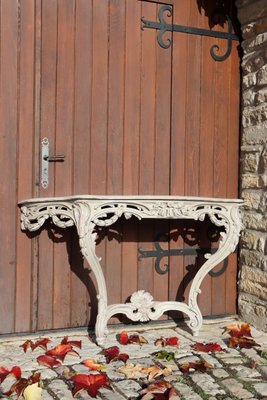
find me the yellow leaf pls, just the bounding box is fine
[23,382,42,400]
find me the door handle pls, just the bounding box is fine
[43,154,65,161]
[41,137,65,189]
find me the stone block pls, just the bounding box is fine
[242,211,267,231]
[239,265,267,299]
[240,249,266,269]
[255,88,267,105]
[257,65,267,86]
[241,152,260,172]
[243,72,257,89]
[242,122,267,145]
[242,89,255,106]
[241,174,260,188]
[241,190,262,210]
[240,230,259,249]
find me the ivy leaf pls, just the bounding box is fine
[61,336,82,349]
[46,343,80,361]
[152,350,175,361]
[31,338,51,351]
[100,346,129,363]
[228,337,260,349]
[179,360,213,374]
[0,366,21,383]
[20,340,34,353]
[81,359,105,371]
[224,322,252,338]
[191,342,223,352]
[71,373,110,397]
[37,355,61,368]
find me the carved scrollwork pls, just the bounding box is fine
[129,290,156,322]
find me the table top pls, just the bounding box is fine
[18,194,244,206]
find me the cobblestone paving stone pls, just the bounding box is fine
[0,319,267,399]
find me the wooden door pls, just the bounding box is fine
[0,0,240,334]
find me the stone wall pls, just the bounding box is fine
[236,0,267,330]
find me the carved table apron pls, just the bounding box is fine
[19,195,243,345]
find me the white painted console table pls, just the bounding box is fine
[19,195,243,344]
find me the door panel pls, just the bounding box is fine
[0,0,240,334]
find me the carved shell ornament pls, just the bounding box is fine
[130,290,155,322]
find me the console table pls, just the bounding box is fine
[19,195,243,345]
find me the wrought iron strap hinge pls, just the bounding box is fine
[141,5,239,61]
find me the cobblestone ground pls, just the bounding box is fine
[0,318,267,399]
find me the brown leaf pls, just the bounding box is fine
[61,336,82,349]
[224,323,252,338]
[179,360,213,374]
[20,340,34,353]
[228,336,260,349]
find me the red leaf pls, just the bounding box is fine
[71,373,110,397]
[165,337,179,347]
[3,372,41,398]
[224,323,252,338]
[191,342,223,353]
[118,353,129,363]
[10,366,22,380]
[100,346,120,363]
[46,343,80,361]
[32,338,51,351]
[0,366,10,383]
[37,355,61,368]
[61,336,82,349]
[119,331,129,345]
[20,340,33,353]
[228,337,259,349]
[0,365,21,384]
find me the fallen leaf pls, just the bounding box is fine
[128,334,148,345]
[71,373,110,397]
[20,340,34,353]
[23,382,42,400]
[142,365,172,381]
[224,322,252,338]
[152,350,175,361]
[117,363,145,380]
[31,338,51,351]
[3,372,41,398]
[179,360,213,374]
[139,381,180,399]
[37,355,61,368]
[46,343,80,361]
[228,336,260,349]
[0,365,21,384]
[61,336,82,349]
[119,331,129,345]
[100,346,129,363]
[191,342,223,352]
[154,337,179,347]
[0,366,9,383]
[82,359,105,371]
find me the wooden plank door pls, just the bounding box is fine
[0,0,240,334]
